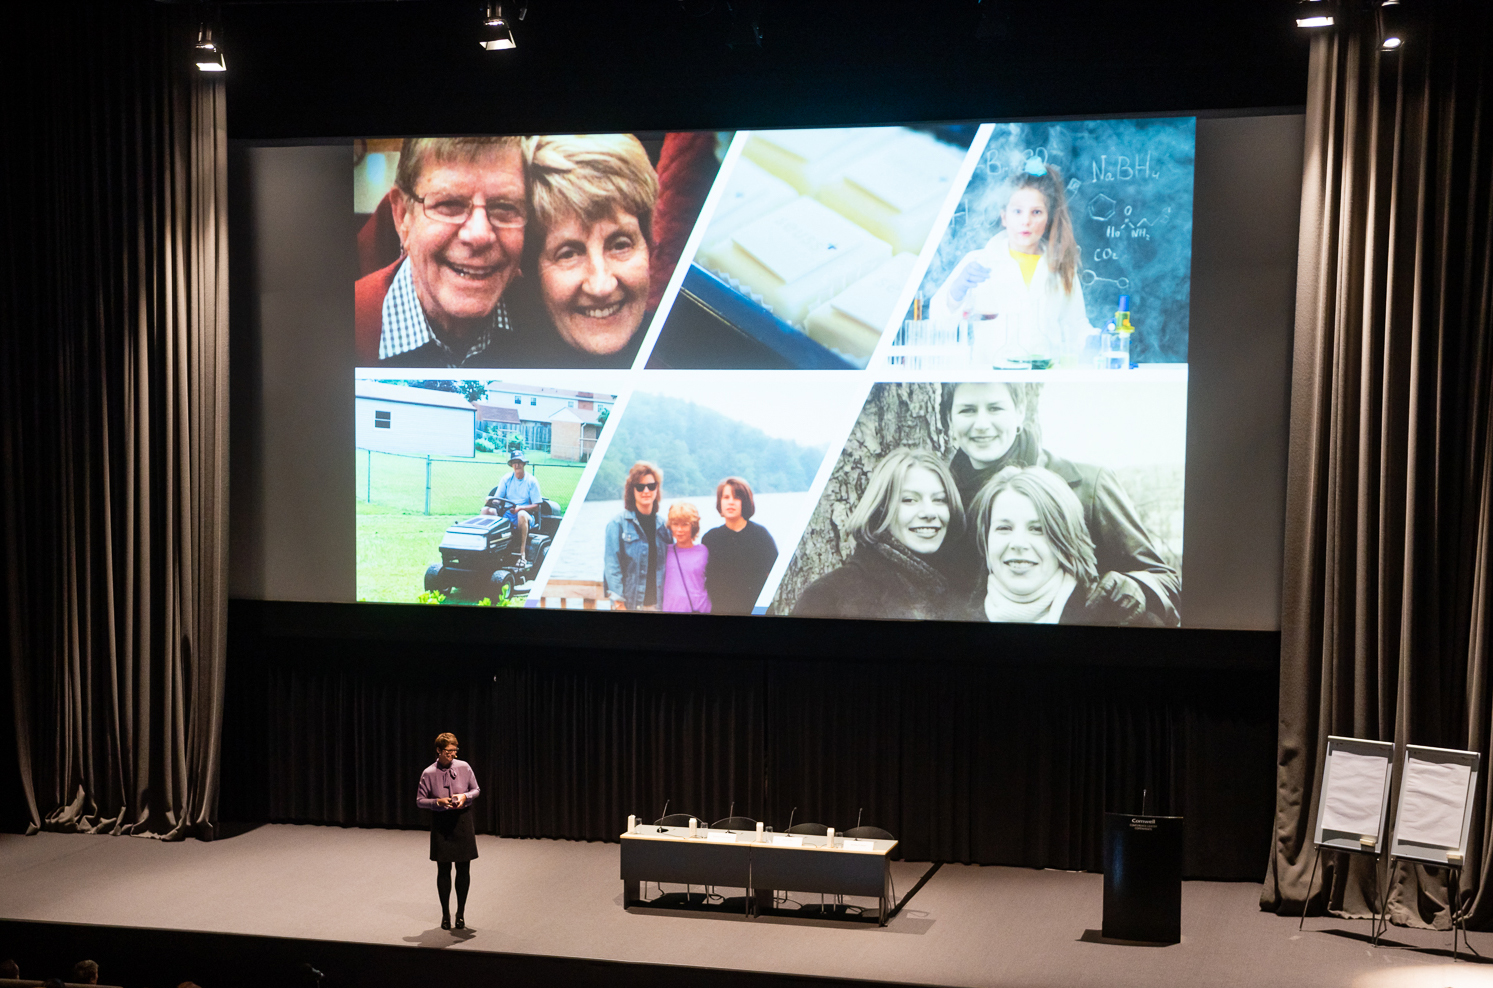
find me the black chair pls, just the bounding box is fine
[784,822,829,837]
[843,826,895,841]
[711,816,758,831]
[655,813,700,827]
[650,813,703,905]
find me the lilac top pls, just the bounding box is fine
[417,758,481,811]
[661,544,711,614]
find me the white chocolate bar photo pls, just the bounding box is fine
[804,253,919,361]
[742,127,901,194]
[698,158,799,252]
[650,124,976,369]
[701,197,892,327]
[816,132,969,255]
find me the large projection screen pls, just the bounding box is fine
[229,112,1300,632]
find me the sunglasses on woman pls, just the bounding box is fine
[633,481,658,491]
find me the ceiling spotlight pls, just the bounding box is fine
[194,24,226,72]
[1294,0,1335,29]
[479,3,516,51]
[1378,0,1405,51]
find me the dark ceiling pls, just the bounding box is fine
[219,0,1311,138]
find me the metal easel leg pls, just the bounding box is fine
[1299,847,1323,931]
[1451,865,1461,963]
[1373,857,1395,947]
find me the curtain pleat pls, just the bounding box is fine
[1263,0,1493,929]
[2,3,229,840]
[221,635,1276,878]
[223,644,765,841]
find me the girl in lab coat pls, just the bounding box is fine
[931,160,1093,365]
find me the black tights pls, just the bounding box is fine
[436,860,471,918]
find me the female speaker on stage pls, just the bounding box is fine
[417,732,480,929]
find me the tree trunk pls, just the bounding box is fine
[769,383,948,614]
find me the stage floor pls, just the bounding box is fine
[1,824,1489,988]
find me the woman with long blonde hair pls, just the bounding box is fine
[930,160,1093,364]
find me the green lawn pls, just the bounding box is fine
[355,450,585,604]
[354,449,584,515]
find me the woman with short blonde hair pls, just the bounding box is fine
[662,502,710,614]
[523,134,660,363]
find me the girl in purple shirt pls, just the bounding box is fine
[417,732,480,929]
[661,502,711,613]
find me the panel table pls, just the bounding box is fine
[619,826,898,924]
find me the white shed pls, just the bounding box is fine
[355,381,475,457]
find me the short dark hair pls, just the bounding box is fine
[0,959,18,979]
[72,959,99,983]
[434,732,459,753]
[715,477,756,520]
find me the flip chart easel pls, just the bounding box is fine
[1301,736,1394,933]
[1378,744,1480,959]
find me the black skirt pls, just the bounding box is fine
[429,806,478,863]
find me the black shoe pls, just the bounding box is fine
[454,915,465,929]
[441,916,451,930]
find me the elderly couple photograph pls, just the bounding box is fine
[771,381,1184,627]
[354,132,723,369]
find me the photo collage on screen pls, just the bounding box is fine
[353,118,1195,627]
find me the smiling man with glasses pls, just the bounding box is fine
[356,136,528,367]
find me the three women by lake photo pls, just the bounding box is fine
[604,465,778,614]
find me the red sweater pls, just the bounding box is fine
[354,260,400,367]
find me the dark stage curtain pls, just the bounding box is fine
[1,4,229,839]
[764,658,1276,877]
[222,624,1276,879]
[221,640,765,840]
[1262,0,1493,928]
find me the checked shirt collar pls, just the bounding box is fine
[379,257,512,365]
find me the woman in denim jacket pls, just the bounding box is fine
[604,461,674,610]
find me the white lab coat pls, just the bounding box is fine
[930,232,1094,365]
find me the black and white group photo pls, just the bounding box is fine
[772,379,1185,627]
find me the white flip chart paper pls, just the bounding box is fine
[1398,757,1472,849]
[1320,749,1390,837]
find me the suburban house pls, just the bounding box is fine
[472,387,612,462]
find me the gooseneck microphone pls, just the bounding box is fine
[856,807,863,830]
[657,799,670,832]
[787,806,797,831]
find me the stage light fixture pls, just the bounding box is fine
[479,3,516,51]
[1378,0,1405,51]
[1294,0,1335,29]
[193,24,226,72]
